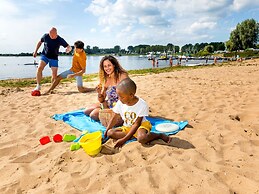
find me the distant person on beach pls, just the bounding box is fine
[214,57,217,64]
[176,57,181,66]
[169,57,173,67]
[33,27,72,91]
[45,40,94,94]
[84,55,128,121]
[237,55,243,62]
[104,78,172,148]
[151,57,156,68]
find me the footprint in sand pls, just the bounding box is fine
[229,114,241,121]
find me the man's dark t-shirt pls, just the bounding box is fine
[41,33,69,60]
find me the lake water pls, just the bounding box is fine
[0,55,218,80]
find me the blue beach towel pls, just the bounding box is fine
[52,109,188,143]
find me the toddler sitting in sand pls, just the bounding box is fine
[104,78,172,148]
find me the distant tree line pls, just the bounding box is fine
[81,42,226,56]
[83,44,181,55]
[127,44,180,54]
[0,42,228,56]
[181,42,225,55]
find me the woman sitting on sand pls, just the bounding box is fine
[84,55,128,121]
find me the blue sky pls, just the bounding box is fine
[0,0,258,54]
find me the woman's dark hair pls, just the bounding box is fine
[99,55,128,85]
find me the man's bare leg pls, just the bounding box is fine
[51,67,58,83]
[35,60,47,90]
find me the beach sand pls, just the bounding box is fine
[0,59,259,194]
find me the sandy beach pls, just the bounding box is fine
[0,59,259,194]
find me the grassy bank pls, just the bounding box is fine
[223,50,259,58]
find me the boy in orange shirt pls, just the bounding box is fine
[45,40,93,94]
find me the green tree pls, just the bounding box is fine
[127,46,134,53]
[174,46,180,53]
[230,25,243,51]
[166,43,174,51]
[181,44,194,54]
[239,19,258,49]
[225,40,234,51]
[228,18,258,51]
[114,45,121,53]
[85,45,92,54]
[92,46,100,54]
[210,42,225,51]
[204,45,214,53]
[193,43,200,54]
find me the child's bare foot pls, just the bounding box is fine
[42,90,54,95]
[82,87,95,93]
[42,91,49,95]
[161,134,172,144]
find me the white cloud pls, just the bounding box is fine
[102,26,111,33]
[85,0,258,47]
[90,28,97,33]
[166,0,230,16]
[0,16,54,53]
[121,25,132,33]
[232,0,259,11]
[0,0,20,16]
[85,0,113,16]
[0,1,56,53]
[38,0,72,3]
[189,20,217,33]
[86,0,168,27]
[38,0,53,3]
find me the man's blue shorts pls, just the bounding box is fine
[40,55,58,67]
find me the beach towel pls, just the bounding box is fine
[52,109,188,142]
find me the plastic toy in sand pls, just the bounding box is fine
[63,134,77,142]
[79,131,102,156]
[70,143,81,151]
[31,90,41,96]
[155,123,179,132]
[39,136,51,145]
[53,134,63,142]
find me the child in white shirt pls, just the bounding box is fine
[105,78,172,148]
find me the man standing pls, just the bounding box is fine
[33,27,72,91]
